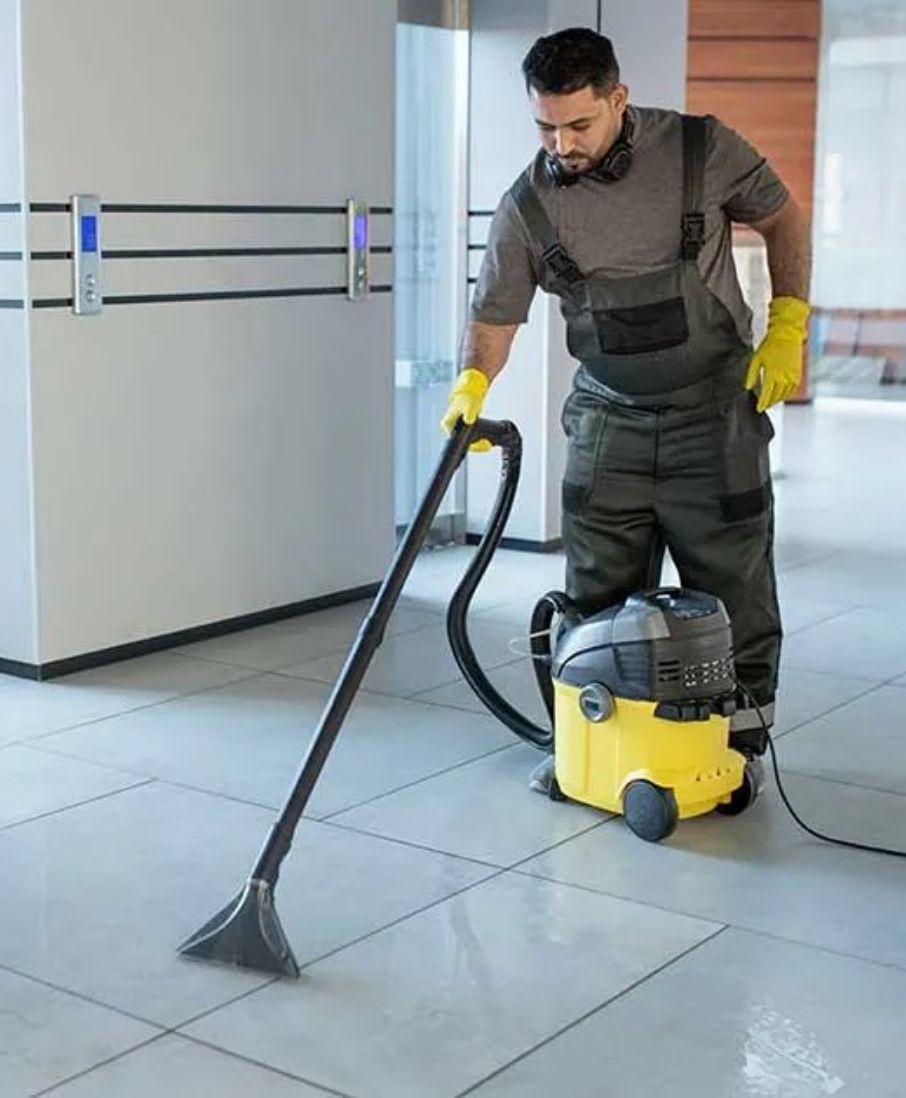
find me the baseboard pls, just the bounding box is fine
[0,582,381,682]
[465,533,563,554]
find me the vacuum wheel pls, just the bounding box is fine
[716,758,766,817]
[622,781,679,843]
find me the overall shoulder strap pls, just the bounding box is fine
[510,171,585,289]
[681,114,706,261]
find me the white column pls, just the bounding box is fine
[0,0,38,665]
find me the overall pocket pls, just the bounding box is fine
[561,389,608,515]
[593,296,689,355]
[717,391,775,523]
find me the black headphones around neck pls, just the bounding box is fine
[545,109,634,187]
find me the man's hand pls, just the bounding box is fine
[441,367,493,452]
[745,296,810,412]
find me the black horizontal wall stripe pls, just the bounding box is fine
[30,202,394,215]
[32,284,393,309]
[31,245,394,261]
[0,202,22,213]
[0,251,23,261]
[0,299,25,309]
[469,210,495,217]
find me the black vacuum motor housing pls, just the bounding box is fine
[551,588,737,720]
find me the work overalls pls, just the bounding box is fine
[512,116,780,745]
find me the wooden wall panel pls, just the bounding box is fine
[689,1,820,39]
[688,38,818,81]
[686,82,817,210]
[687,0,820,399]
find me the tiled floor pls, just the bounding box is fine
[3,398,906,1096]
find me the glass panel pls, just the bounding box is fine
[394,17,470,537]
[812,0,906,398]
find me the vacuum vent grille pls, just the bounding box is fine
[682,656,734,690]
[616,646,650,681]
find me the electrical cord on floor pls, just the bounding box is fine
[738,683,906,860]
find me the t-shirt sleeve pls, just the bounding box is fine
[469,192,540,325]
[706,115,789,225]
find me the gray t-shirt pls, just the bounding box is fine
[470,106,788,344]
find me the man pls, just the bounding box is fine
[441,28,810,790]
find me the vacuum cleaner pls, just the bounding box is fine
[179,416,905,978]
[442,430,761,844]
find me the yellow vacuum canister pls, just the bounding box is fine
[548,588,758,842]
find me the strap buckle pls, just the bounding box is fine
[542,244,585,286]
[682,213,705,261]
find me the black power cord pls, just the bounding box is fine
[738,683,906,860]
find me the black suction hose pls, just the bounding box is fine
[446,423,557,750]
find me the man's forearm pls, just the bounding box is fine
[752,197,812,301]
[460,320,518,383]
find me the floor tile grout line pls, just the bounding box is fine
[22,738,180,787]
[774,764,906,804]
[781,604,862,637]
[169,869,515,1055]
[0,957,170,1031]
[269,647,525,702]
[317,743,517,823]
[772,677,900,741]
[29,1033,172,1098]
[406,654,538,708]
[768,671,896,742]
[778,662,882,687]
[294,868,511,975]
[154,777,281,813]
[0,779,156,834]
[16,739,526,836]
[176,609,449,678]
[510,863,906,976]
[5,667,268,750]
[776,548,841,576]
[454,925,730,1097]
[706,921,906,978]
[318,816,508,871]
[173,1033,358,1098]
[160,973,282,1033]
[504,816,617,872]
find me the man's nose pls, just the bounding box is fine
[553,130,574,157]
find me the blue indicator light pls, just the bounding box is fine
[353,214,368,250]
[80,214,98,253]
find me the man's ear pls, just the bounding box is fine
[611,83,629,113]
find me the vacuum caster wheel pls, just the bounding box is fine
[622,781,678,843]
[716,758,765,817]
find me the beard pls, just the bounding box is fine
[552,154,593,177]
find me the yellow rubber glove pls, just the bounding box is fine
[440,367,492,453]
[745,296,810,413]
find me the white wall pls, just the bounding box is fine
[0,0,38,664]
[599,0,688,111]
[12,0,397,665]
[467,0,688,543]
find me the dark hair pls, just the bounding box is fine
[522,27,620,97]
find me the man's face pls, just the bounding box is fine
[530,83,628,179]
